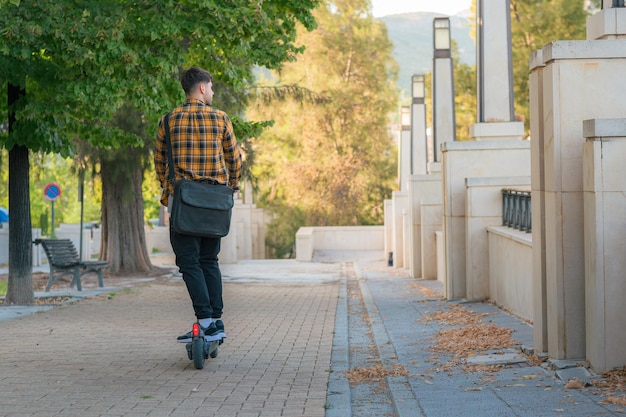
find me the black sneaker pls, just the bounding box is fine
[177,322,222,343]
[214,319,227,339]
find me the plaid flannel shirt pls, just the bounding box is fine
[155,98,242,206]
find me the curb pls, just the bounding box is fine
[354,263,426,417]
[325,266,352,416]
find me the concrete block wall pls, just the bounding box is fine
[487,226,533,322]
[441,140,530,300]
[465,176,530,300]
[295,226,385,262]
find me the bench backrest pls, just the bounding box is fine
[37,239,80,268]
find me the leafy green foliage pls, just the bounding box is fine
[0,0,320,154]
[28,152,101,230]
[510,0,590,135]
[453,42,476,142]
[248,0,399,255]
[0,0,321,300]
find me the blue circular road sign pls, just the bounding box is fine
[44,183,61,201]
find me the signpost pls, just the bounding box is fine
[44,183,61,238]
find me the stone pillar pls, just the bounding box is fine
[402,208,410,271]
[588,2,626,41]
[432,17,456,162]
[411,75,428,176]
[399,106,411,192]
[529,8,626,359]
[408,174,441,278]
[384,199,393,263]
[392,191,408,268]
[529,49,548,355]
[420,200,442,280]
[471,0,523,141]
[476,0,514,123]
[583,118,626,372]
[441,141,529,300]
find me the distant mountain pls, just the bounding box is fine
[378,11,475,98]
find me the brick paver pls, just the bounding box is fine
[0,275,338,417]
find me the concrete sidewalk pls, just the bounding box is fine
[0,253,623,416]
[340,257,623,417]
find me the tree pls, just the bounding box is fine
[248,0,399,256]
[0,0,319,302]
[95,0,320,274]
[98,106,153,272]
[510,0,590,135]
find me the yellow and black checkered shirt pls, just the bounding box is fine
[155,98,242,206]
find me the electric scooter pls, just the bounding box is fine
[184,322,222,369]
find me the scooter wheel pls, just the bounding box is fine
[192,338,205,370]
[210,344,219,358]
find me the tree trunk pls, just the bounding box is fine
[100,150,153,274]
[6,83,34,304]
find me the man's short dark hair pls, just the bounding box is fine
[180,67,214,94]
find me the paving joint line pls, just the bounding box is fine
[325,263,351,417]
[353,262,426,417]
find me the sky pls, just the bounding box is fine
[370,0,472,17]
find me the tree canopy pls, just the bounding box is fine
[0,0,320,303]
[510,0,590,135]
[0,0,320,150]
[248,0,399,257]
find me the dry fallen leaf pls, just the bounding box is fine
[565,378,583,390]
[601,394,626,406]
[421,304,489,325]
[345,363,409,384]
[432,324,519,357]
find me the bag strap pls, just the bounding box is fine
[163,112,176,183]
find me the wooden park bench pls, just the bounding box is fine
[33,238,109,292]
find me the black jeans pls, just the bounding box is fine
[170,228,223,320]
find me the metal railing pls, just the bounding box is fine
[502,188,532,233]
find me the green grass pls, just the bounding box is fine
[0,281,7,297]
[107,288,134,299]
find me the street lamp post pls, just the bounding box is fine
[401,106,411,130]
[411,75,428,174]
[412,75,425,105]
[434,18,452,58]
[432,17,456,162]
[399,106,411,191]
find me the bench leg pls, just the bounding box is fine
[45,267,65,292]
[45,275,55,292]
[97,270,104,288]
[69,269,82,291]
[47,268,80,292]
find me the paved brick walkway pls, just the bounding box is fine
[0,272,338,417]
[4,254,624,417]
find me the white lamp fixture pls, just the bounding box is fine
[412,74,425,104]
[433,18,451,58]
[400,106,411,130]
